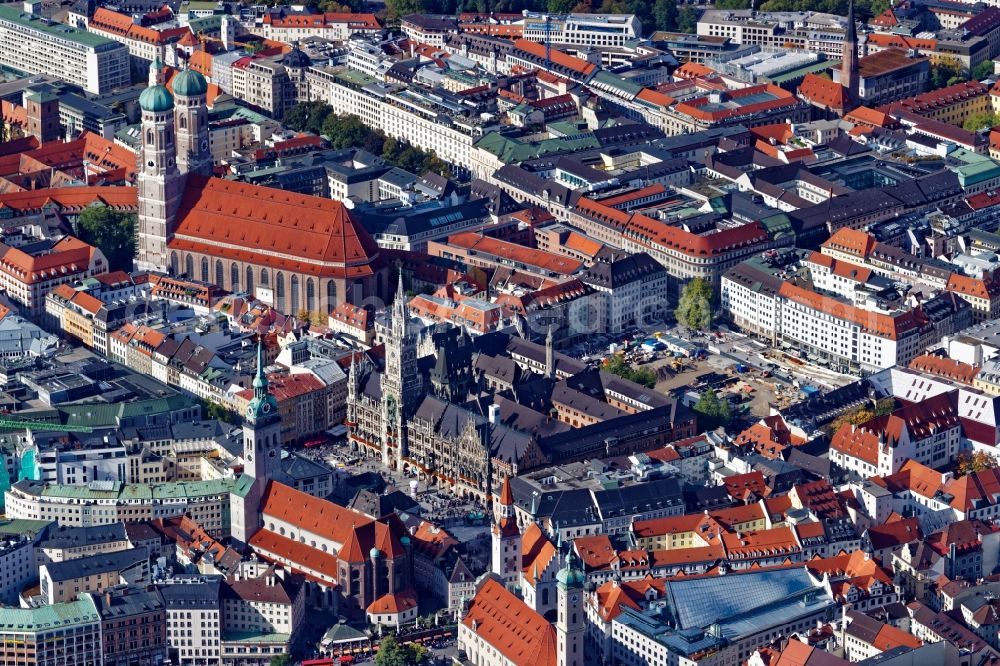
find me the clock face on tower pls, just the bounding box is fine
[571,594,578,603]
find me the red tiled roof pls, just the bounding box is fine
[367,589,417,615]
[513,38,596,77]
[260,481,372,549]
[262,11,380,30]
[867,34,936,51]
[0,236,101,285]
[798,73,847,111]
[909,354,978,385]
[463,577,557,666]
[236,372,323,402]
[90,8,193,45]
[845,106,895,129]
[170,176,382,278]
[0,186,136,213]
[249,528,341,582]
[442,232,583,275]
[947,272,1000,300]
[778,281,919,340]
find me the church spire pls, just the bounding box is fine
[545,325,554,379]
[253,335,268,399]
[842,0,860,111]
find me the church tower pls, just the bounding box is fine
[230,338,282,549]
[842,0,860,110]
[556,548,585,666]
[380,273,421,469]
[136,59,185,274]
[491,476,522,591]
[172,65,211,176]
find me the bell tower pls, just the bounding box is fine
[230,338,282,548]
[556,548,585,666]
[172,65,211,176]
[380,272,421,468]
[136,59,184,274]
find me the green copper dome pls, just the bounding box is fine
[139,85,173,112]
[556,549,585,587]
[173,67,208,97]
[370,547,381,559]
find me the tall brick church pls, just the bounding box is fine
[135,60,389,315]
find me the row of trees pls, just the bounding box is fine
[283,102,452,178]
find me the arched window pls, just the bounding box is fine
[170,252,178,275]
[275,272,285,312]
[246,266,254,295]
[185,255,194,277]
[326,281,337,312]
[306,278,315,312]
[201,257,209,282]
[260,269,269,287]
[179,115,187,129]
[215,260,224,287]
[230,263,239,291]
[146,129,154,145]
[291,275,300,314]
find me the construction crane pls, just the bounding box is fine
[0,418,93,433]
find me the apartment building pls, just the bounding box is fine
[0,597,102,666]
[697,9,849,57]
[5,478,239,538]
[256,11,380,41]
[160,578,222,666]
[0,236,107,317]
[87,8,191,80]
[522,13,641,48]
[307,66,497,173]
[0,5,129,94]
[39,547,149,604]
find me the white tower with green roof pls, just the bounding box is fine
[230,338,282,548]
[556,547,585,666]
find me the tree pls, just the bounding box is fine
[973,60,995,81]
[963,111,998,132]
[956,450,999,476]
[653,0,677,32]
[693,388,731,431]
[603,355,657,389]
[676,7,700,33]
[374,635,428,666]
[76,205,136,272]
[929,57,964,90]
[282,101,333,133]
[675,278,713,331]
[385,0,426,20]
[202,399,240,425]
[826,404,876,434]
[269,656,290,666]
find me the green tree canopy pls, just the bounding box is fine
[77,206,136,273]
[693,388,731,431]
[930,58,964,90]
[963,111,998,132]
[374,635,430,666]
[675,278,713,331]
[604,355,656,389]
[973,60,995,81]
[676,7,700,33]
